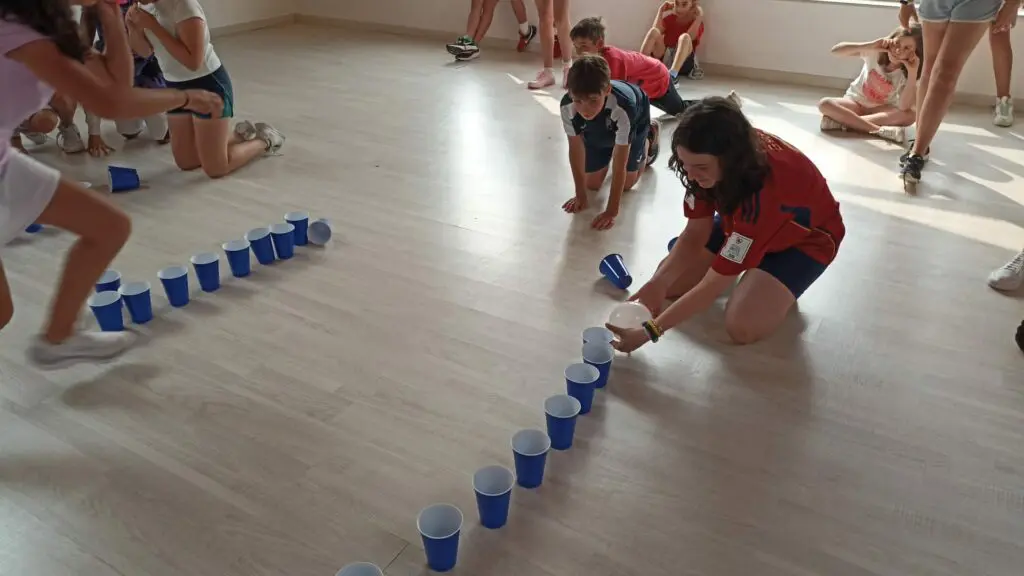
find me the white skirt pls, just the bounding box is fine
[0,150,61,248]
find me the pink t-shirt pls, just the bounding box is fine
[0,19,54,167]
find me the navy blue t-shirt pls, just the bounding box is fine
[560,80,650,149]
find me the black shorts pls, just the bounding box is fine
[166,66,234,119]
[705,215,828,298]
[584,123,651,174]
[650,81,698,116]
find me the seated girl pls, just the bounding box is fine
[818,25,922,145]
[125,0,284,179]
[81,0,170,157]
[639,0,704,82]
[605,97,845,351]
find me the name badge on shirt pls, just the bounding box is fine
[721,233,753,264]
[685,193,695,210]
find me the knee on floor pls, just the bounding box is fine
[173,158,203,172]
[724,319,762,346]
[201,164,232,179]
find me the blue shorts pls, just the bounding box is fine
[166,66,234,119]
[919,0,1001,22]
[584,123,651,174]
[705,216,828,298]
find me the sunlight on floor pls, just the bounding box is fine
[934,122,1000,138]
[968,143,1024,170]
[777,102,821,115]
[837,191,1024,251]
[530,91,563,117]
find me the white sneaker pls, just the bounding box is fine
[994,96,1014,127]
[27,331,138,370]
[726,90,743,109]
[988,249,1024,291]
[873,126,906,145]
[820,116,845,132]
[56,124,86,154]
[254,122,285,154]
[528,68,555,90]
[234,120,257,142]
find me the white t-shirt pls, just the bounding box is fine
[142,0,221,82]
[845,55,907,108]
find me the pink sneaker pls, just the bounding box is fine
[528,68,555,90]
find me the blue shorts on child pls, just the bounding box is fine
[560,80,651,173]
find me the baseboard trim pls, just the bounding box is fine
[292,14,517,50]
[211,14,297,39]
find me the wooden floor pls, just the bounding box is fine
[2,24,1024,576]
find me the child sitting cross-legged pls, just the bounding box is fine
[569,16,740,118]
[559,55,659,231]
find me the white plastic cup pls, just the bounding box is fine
[335,562,384,576]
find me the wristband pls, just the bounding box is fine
[642,320,663,343]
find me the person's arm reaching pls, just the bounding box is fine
[830,38,887,58]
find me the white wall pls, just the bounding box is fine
[297,0,1024,101]
[203,0,291,28]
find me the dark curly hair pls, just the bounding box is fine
[668,96,769,216]
[0,0,88,61]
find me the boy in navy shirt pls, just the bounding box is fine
[560,55,659,230]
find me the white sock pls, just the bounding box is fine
[545,67,554,76]
[562,59,572,68]
[519,22,530,35]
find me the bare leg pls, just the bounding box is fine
[585,167,608,191]
[464,0,484,38]
[914,20,948,127]
[663,246,717,299]
[473,0,501,41]
[861,108,915,128]
[723,269,797,344]
[669,34,694,74]
[818,97,873,131]
[168,115,202,171]
[535,0,554,68]
[35,179,132,343]
[990,28,1013,99]
[193,117,266,179]
[553,0,572,66]
[24,109,60,134]
[510,0,529,24]
[0,262,13,331]
[49,94,77,129]
[640,28,665,57]
[913,21,988,156]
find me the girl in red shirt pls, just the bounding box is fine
[606,97,845,352]
[640,0,705,81]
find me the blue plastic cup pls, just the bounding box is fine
[190,252,220,292]
[335,563,383,576]
[95,269,122,293]
[599,253,632,290]
[158,265,190,308]
[544,394,582,450]
[222,239,252,278]
[417,503,463,572]
[285,211,309,246]
[565,362,600,414]
[667,236,679,252]
[269,222,295,260]
[582,326,614,346]
[24,223,42,233]
[583,341,615,389]
[511,429,551,489]
[473,465,514,529]
[107,165,141,193]
[246,227,275,265]
[118,281,153,324]
[308,218,332,246]
[88,290,124,332]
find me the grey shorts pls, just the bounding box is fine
[918,0,1001,22]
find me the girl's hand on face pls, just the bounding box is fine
[878,37,896,51]
[126,5,158,30]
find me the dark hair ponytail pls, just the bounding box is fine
[0,0,88,61]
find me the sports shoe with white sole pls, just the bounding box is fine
[22,132,48,146]
[27,331,138,370]
[988,249,1024,291]
[820,116,845,131]
[255,122,285,154]
[873,126,906,145]
[993,96,1014,128]
[56,124,86,154]
[234,120,257,142]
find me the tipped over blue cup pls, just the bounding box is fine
[107,165,141,193]
[583,341,615,389]
[545,394,582,450]
[285,211,309,246]
[246,227,275,265]
[599,253,632,290]
[88,290,123,332]
[308,218,332,246]
[222,239,251,278]
[158,265,189,307]
[565,362,600,414]
[417,503,463,572]
[95,269,122,293]
[473,465,514,529]
[191,252,220,292]
[269,222,295,260]
[118,281,153,324]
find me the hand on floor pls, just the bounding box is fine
[562,195,587,213]
[591,210,617,230]
[88,135,114,157]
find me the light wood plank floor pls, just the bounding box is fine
[2,24,1024,576]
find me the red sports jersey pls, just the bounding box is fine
[661,10,704,48]
[683,131,845,277]
[600,46,670,101]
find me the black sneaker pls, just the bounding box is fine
[455,49,480,61]
[446,35,475,56]
[899,139,930,166]
[900,153,925,184]
[517,24,537,52]
[646,121,660,167]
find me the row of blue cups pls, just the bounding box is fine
[86,211,332,331]
[403,330,618,572]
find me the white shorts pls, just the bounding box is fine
[0,151,61,247]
